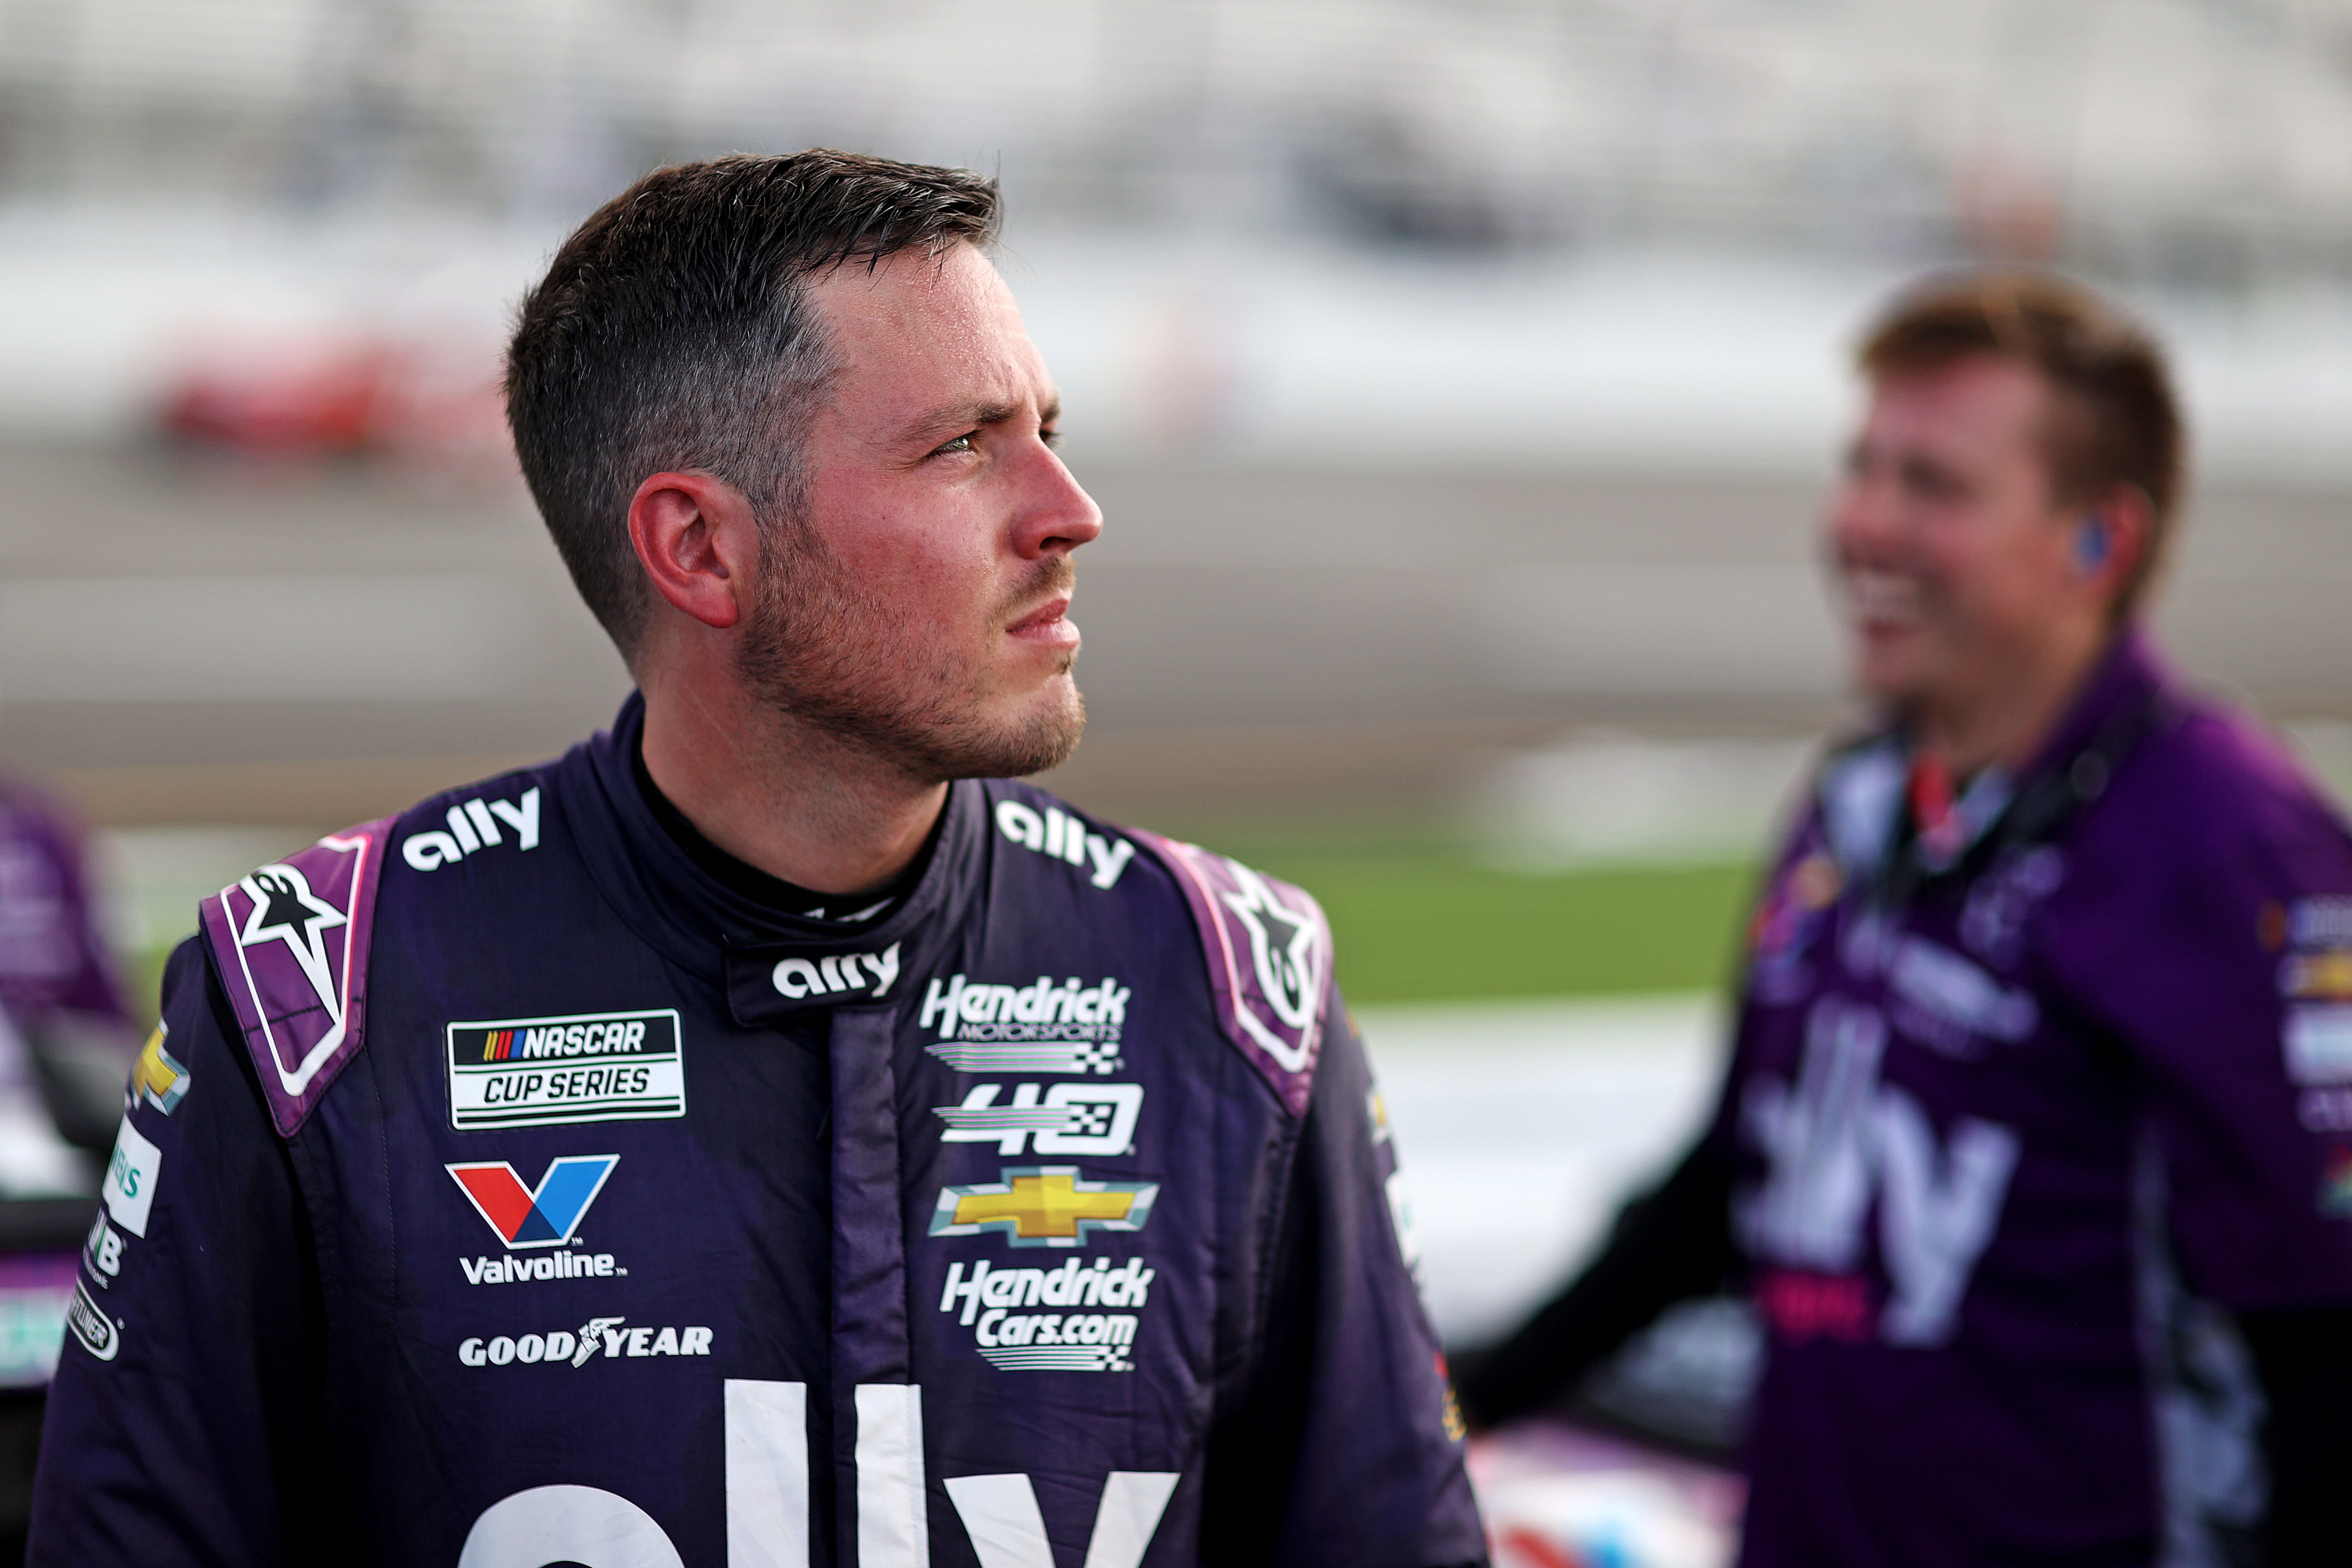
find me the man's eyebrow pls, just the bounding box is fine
[896,397,1060,446]
[898,400,1017,445]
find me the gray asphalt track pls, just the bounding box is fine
[0,442,2341,828]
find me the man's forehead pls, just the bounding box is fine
[1865,355,2051,451]
[808,244,1010,348]
[805,245,1044,411]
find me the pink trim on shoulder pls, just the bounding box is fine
[199,818,392,1136]
[1132,830,1330,1117]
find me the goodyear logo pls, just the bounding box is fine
[445,1010,683,1131]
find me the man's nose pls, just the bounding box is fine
[1825,470,1899,565]
[1011,444,1104,559]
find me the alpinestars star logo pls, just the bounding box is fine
[235,865,348,1017]
[1220,864,1320,1031]
[447,1156,618,1249]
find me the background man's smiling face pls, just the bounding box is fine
[736,243,1103,781]
[1824,355,2090,721]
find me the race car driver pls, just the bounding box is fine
[28,151,1485,1568]
[1457,271,2352,1567]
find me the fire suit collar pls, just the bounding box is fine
[565,692,983,1003]
[1819,626,2173,902]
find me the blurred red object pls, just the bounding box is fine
[159,337,398,455]
[156,330,516,484]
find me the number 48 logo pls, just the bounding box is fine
[456,1382,1176,1568]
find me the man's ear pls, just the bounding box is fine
[628,471,761,631]
[2083,483,2154,612]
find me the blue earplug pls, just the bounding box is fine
[2076,516,2110,572]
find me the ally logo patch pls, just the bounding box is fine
[447,1156,618,1249]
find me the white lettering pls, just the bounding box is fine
[486,788,541,851]
[444,804,482,853]
[1738,996,1884,1271]
[1086,835,1136,890]
[944,1471,1178,1568]
[464,798,502,846]
[1873,1090,2020,1346]
[773,958,821,999]
[996,799,1045,850]
[460,1337,487,1366]
[403,831,463,871]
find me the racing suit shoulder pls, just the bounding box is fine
[197,764,561,1138]
[988,784,1337,1121]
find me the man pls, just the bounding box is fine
[29,152,1485,1567]
[1458,272,2352,1567]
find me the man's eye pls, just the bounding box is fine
[931,433,976,458]
[1040,427,1062,449]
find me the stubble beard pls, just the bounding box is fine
[732,520,1087,784]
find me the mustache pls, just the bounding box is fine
[996,554,1076,624]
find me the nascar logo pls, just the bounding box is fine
[447,1156,617,1249]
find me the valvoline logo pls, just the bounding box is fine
[447,1156,617,1250]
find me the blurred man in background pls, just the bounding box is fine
[1458,271,2352,1567]
[27,151,1482,1567]
[0,779,137,1183]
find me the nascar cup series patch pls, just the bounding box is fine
[445,1010,684,1131]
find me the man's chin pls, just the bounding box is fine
[922,685,1087,782]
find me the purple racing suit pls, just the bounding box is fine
[1722,632,2352,1566]
[27,695,1485,1567]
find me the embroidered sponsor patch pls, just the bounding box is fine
[1133,833,1329,1116]
[929,1166,1159,1249]
[65,1278,117,1362]
[933,1082,1143,1156]
[2286,1004,2352,1086]
[447,1155,618,1248]
[457,1316,711,1368]
[446,1011,683,1130]
[101,1116,161,1238]
[938,1257,1155,1371]
[2323,1148,2352,1219]
[128,1024,189,1116]
[201,821,390,1136]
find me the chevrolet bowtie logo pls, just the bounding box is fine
[929,1166,1160,1249]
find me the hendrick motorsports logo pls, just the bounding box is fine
[458,1314,711,1368]
[939,1257,1155,1371]
[918,974,1129,1076]
[445,1010,683,1130]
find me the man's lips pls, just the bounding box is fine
[1007,594,1079,649]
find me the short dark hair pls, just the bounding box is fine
[1859,269,2184,617]
[505,151,1001,656]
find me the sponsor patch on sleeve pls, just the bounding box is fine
[2285,1004,2352,1086]
[101,1115,161,1238]
[445,1011,684,1131]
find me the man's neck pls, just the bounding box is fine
[1910,624,2116,778]
[637,669,947,900]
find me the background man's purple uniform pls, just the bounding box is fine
[27,697,1484,1567]
[0,779,127,1033]
[1720,633,2352,1565]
